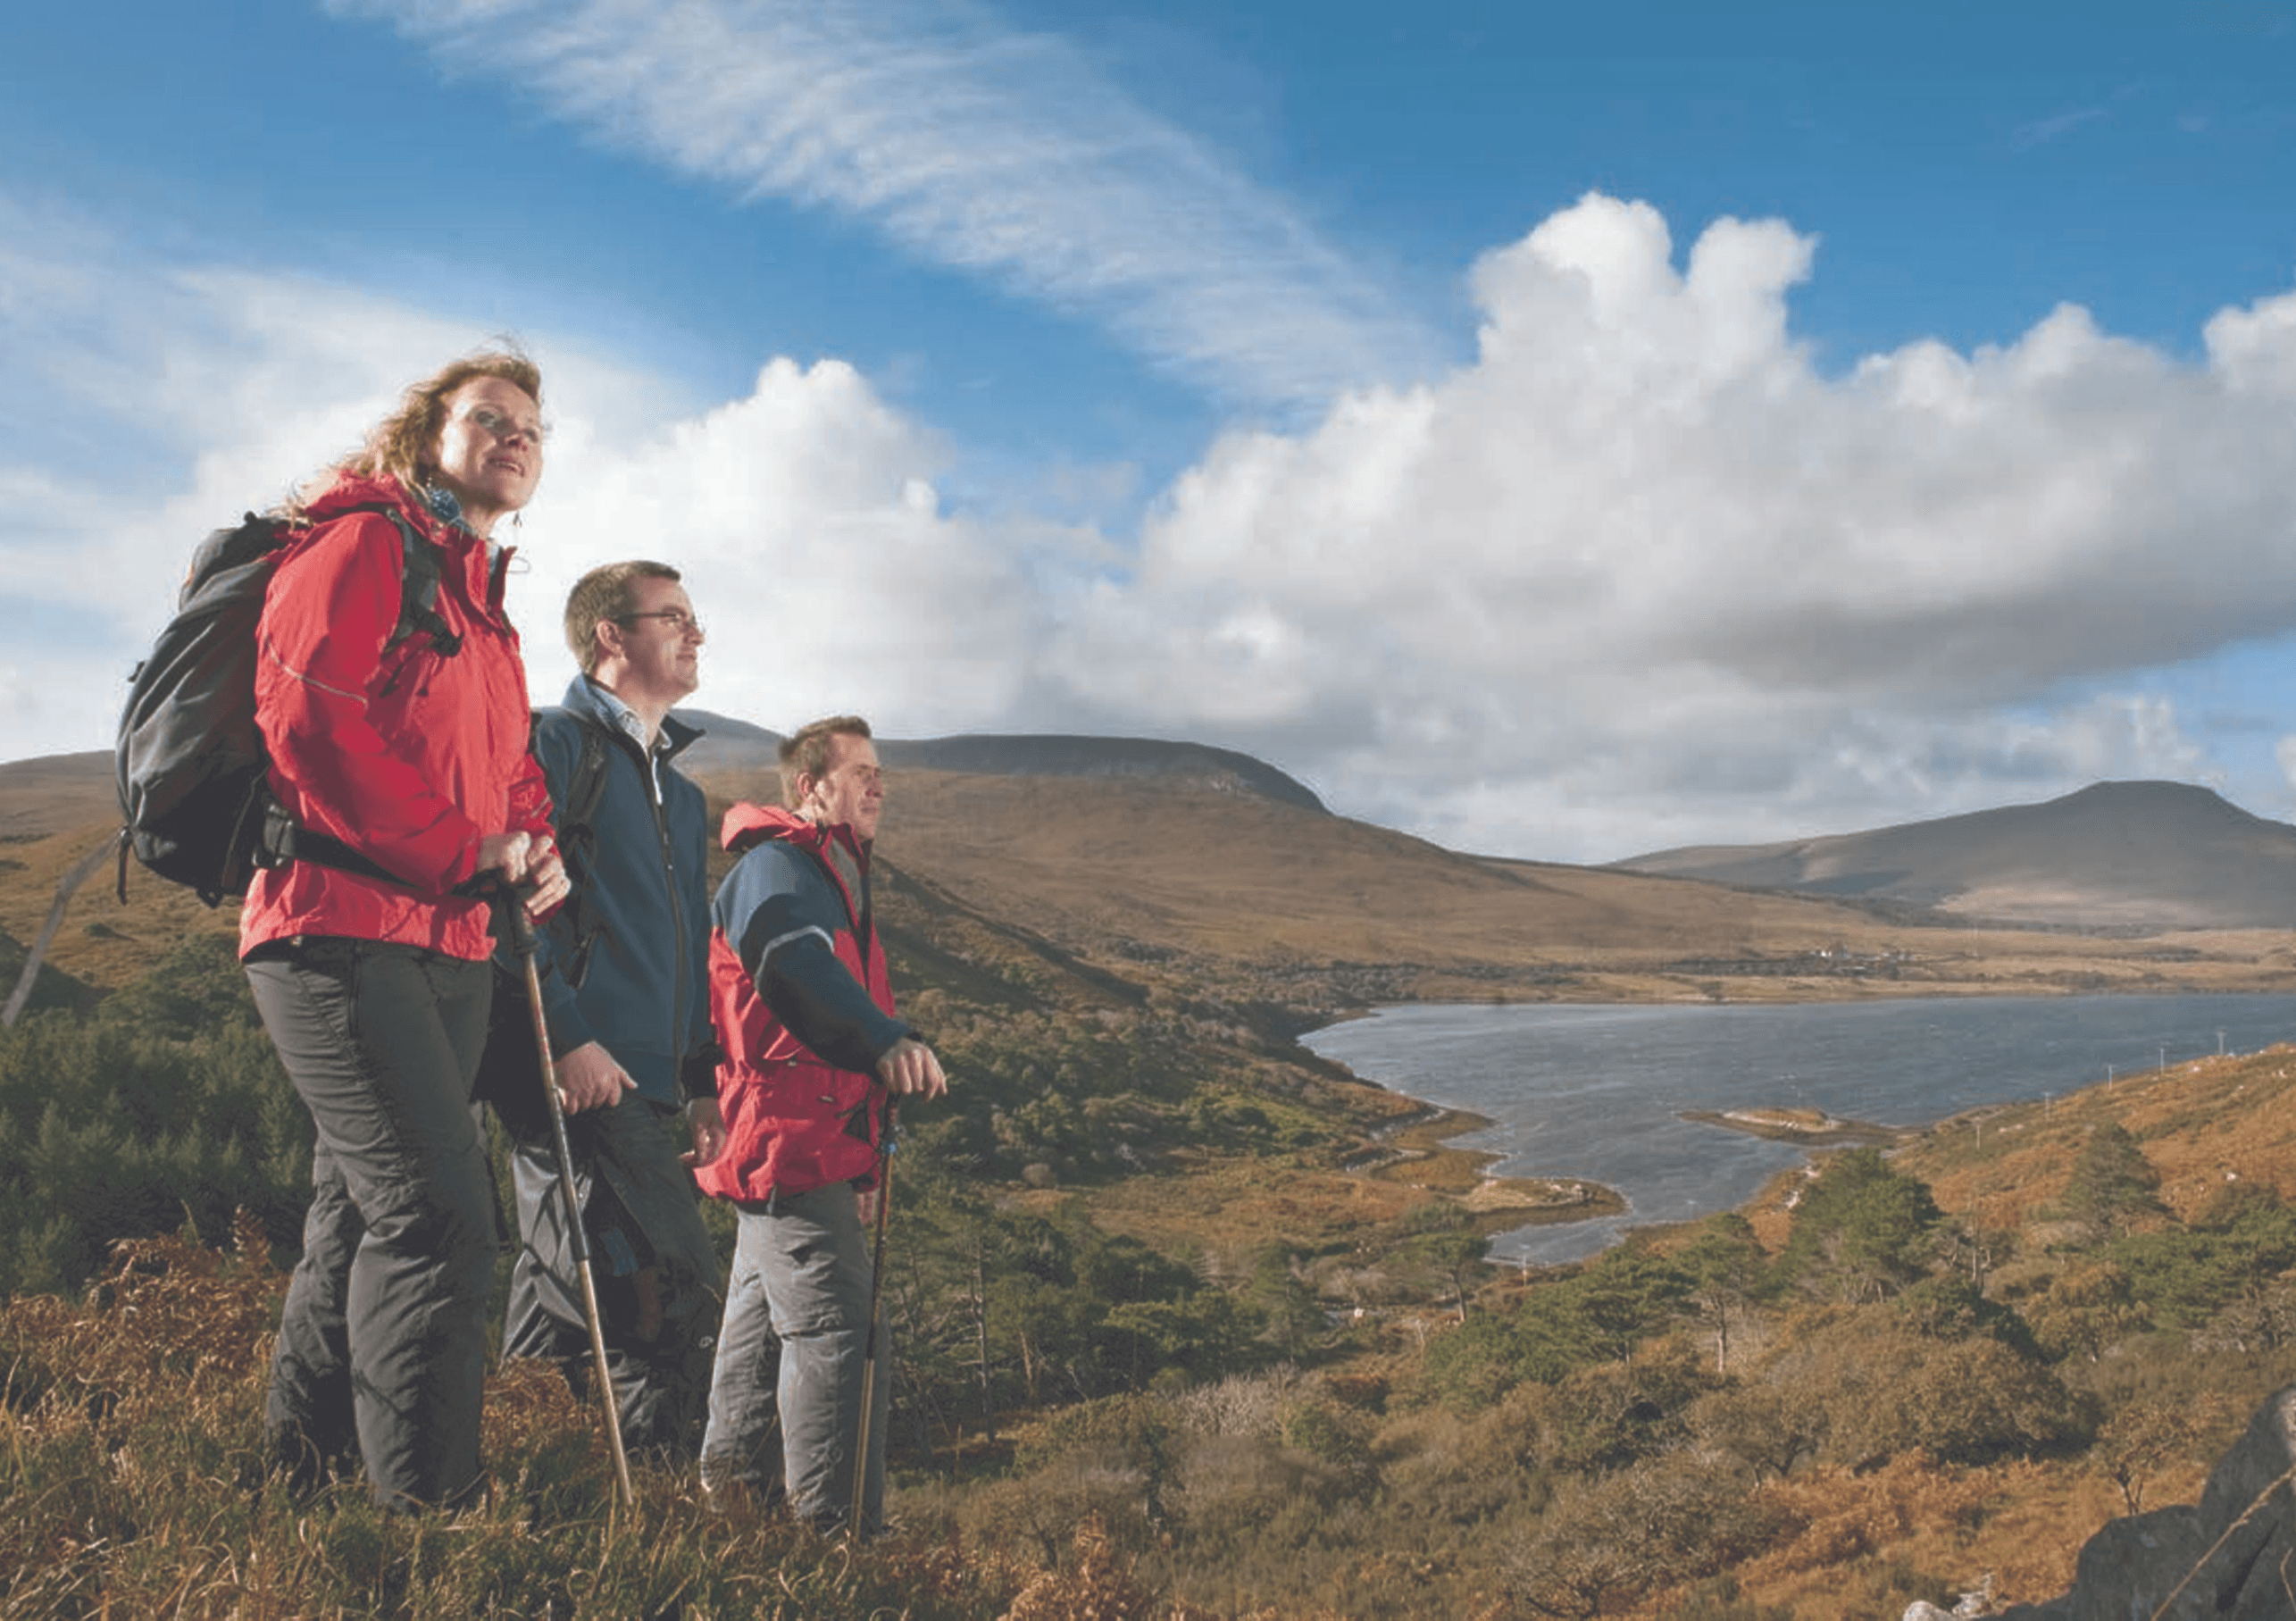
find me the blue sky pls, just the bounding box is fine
[4,1,2292,862]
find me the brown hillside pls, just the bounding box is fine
[0,752,115,839]
[1620,779,2296,931]
[1896,1042,2296,1232]
[709,768,2296,1005]
[7,748,2296,1002]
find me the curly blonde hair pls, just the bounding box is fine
[293,347,542,514]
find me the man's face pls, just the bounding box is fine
[802,732,883,842]
[607,574,703,708]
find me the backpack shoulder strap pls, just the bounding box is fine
[373,506,463,657]
[560,713,615,846]
[532,707,617,852]
[283,501,463,658]
[533,707,620,990]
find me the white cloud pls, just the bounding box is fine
[520,355,1097,732]
[332,0,1438,410]
[9,188,2296,866]
[0,212,1085,765]
[1039,193,2296,856]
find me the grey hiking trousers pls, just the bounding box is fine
[249,937,498,1511]
[700,1180,888,1533]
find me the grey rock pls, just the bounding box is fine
[1992,1386,2296,1619]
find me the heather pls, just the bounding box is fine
[8,924,2296,1615]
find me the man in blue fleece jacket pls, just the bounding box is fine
[483,560,726,1462]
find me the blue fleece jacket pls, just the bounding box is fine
[528,676,714,1107]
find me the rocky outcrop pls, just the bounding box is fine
[1977,1385,2296,1619]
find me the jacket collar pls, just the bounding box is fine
[305,472,510,612]
[561,674,701,765]
[720,803,870,867]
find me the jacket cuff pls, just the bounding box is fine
[864,1018,919,1067]
[542,997,597,1061]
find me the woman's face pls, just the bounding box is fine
[430,375,544,535]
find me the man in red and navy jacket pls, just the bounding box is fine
[694,714,947,1534]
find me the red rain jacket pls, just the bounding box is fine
[238,473,551,962]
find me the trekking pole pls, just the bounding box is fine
[848,1098,898,1538]
[500,892,638,1511]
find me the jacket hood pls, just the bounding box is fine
[303,472,427,526]
[722,801,814,856]
[301,472,505,563]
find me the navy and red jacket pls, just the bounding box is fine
[239,472,552,962]
[696,803,913,1206]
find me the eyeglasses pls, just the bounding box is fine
[463,405,547,445]
[615,609,705,638]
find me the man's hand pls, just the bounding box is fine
[875,1036,948,1099]
[477,830,571,919]
[555,1040,636,1114]
[521,840,570,919]
[682,1097,727,1167]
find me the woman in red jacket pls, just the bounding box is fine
[244,349,569,1511]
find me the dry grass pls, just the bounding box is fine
[0,1217,1235,1621]
[1899,1043,2296,1232]
[1052,1153,1438,1259]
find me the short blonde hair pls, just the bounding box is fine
[564,561,682,676]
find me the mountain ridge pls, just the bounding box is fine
[1612,779,2296,931]
[675,715,1328,813]
[1,718,1328,836]
[5,743,2293,1003]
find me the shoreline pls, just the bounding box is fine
[1677,1106,1909,1149]
[1342,1103,1628,1232]
[1308,990,2296,1258]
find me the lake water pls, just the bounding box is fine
[1300,995,2296,1266]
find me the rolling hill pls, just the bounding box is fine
[9,738,2292,1011]
[680,715,1329,811]
[1614,780,2296,931]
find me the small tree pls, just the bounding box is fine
[2060,1122,2167,1241]
[2093,1397,2208,1514]
[1677,1212,1768,1373]
[1776,1149,1943,1303]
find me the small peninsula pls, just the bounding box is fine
[1679,1103,1910,1148]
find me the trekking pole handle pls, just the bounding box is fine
[499,881,540,954]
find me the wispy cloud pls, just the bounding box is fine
[2011,83,2146,152]
[331,0,1440,410]
[2012,104,2109,149]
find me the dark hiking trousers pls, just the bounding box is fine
[500,1090,722,1463]
[248,938,497,1511]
